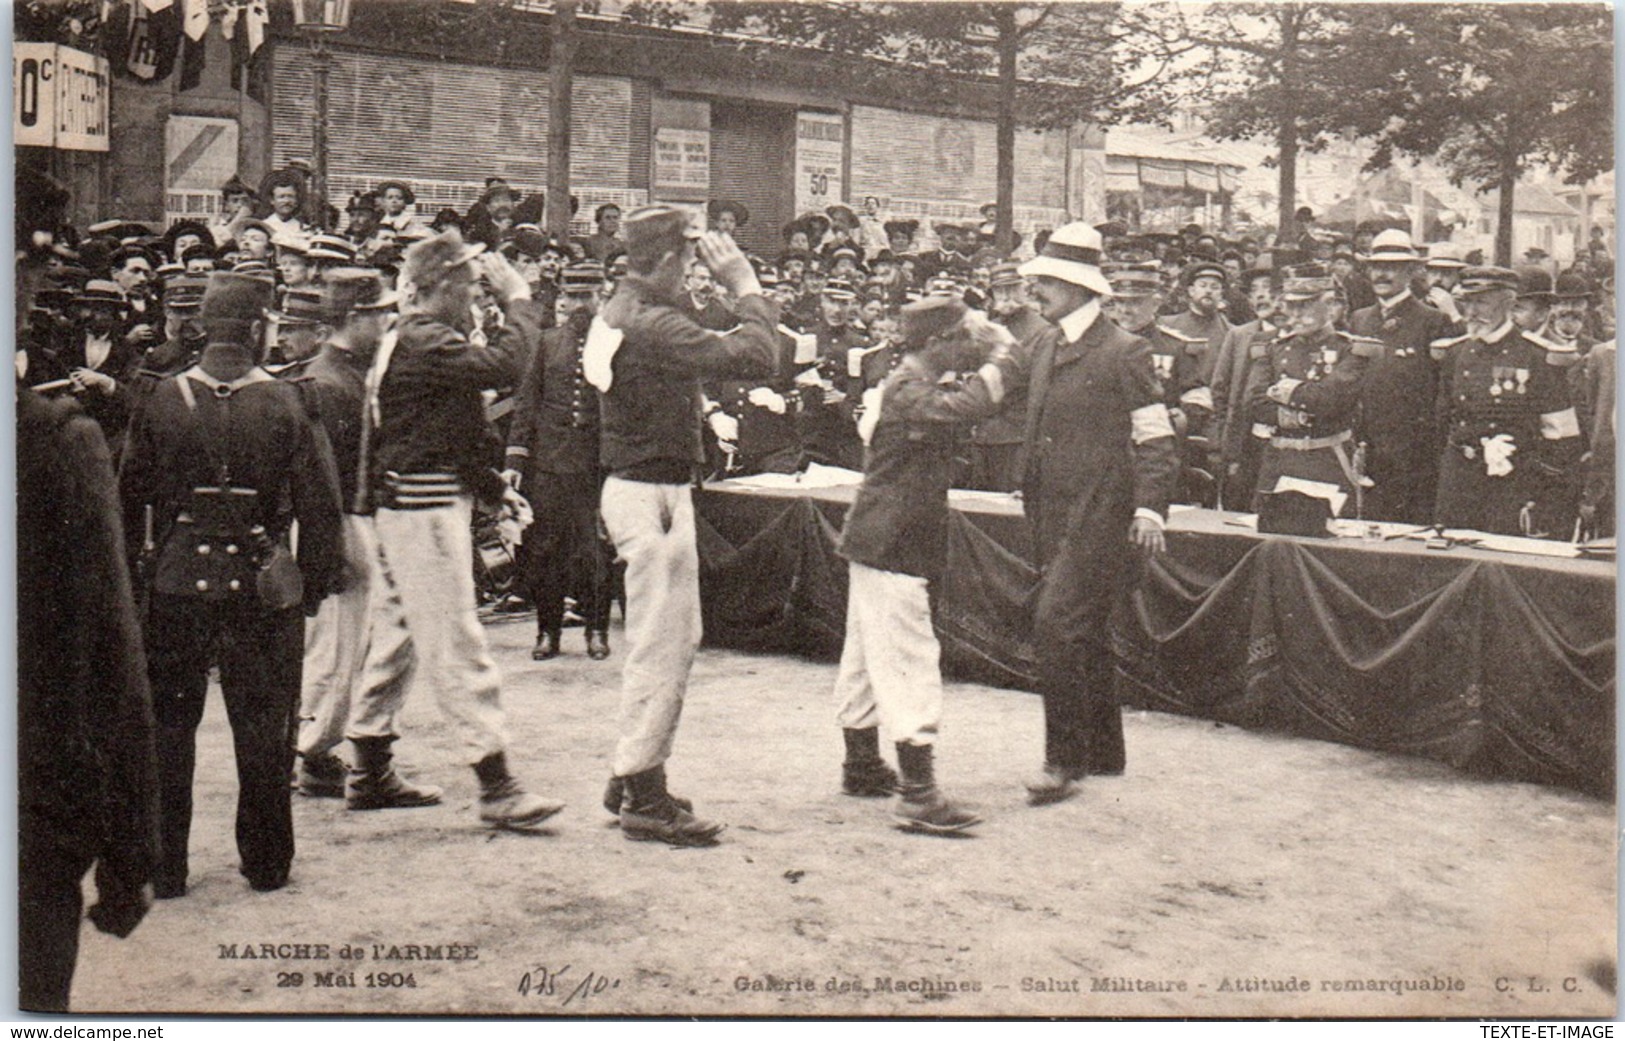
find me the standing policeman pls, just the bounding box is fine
[120,271,346,897]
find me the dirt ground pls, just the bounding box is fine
[68,610,1617,1019]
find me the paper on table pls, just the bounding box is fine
[1272,476,1348,517]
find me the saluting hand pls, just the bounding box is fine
[697,232,762,299]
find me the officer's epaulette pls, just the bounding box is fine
[1429,333,1471,360]
[1523,330,1584,367]
[1345,333,1386,359]
[1249,339,1271,360]
[1155,324,1209,354]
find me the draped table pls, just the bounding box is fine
[694,481,1616,798]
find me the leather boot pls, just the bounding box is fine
[602,774,692,816]
[586,630,610,660]
[297,751,347,798]
[346,737,444,810]
[619,765,722,846]
[474,751,564,829]
[532,630,560,661]
[893,742,980,833]
[841,727,899,797]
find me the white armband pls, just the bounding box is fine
[976,362,1006,404]
[1133,507,1166,530]
[1541,407,1581,440]
[1130,402,1176,444]
[1179,385,1214,411]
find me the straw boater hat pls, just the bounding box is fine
[1424,242,1468,270]
[1365,229,1423,264]
[1017,221,1114,297]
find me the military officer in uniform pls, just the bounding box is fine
[1432,267,1584,537]
[702,270,812,477]
[1243,264,1382,509]
[1349,230,1459,523]
[1210,264,1283,509]
[1105,262,1217,505]
[503,261,617,663]
[1016,223,1178,804]
[1159,258,1232,360]
[119,272,346,898]
[967,261,1046,492]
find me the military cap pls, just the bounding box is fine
[1106,263,1163,298]
[561,261,606,295]
[401,228,485,289]
[1280,263,1337,300]
[1181,259,1229,287]
[987,261,1025,288]
[1454,266,1521,295]
[925,275,963,298]
[202,270,277,323]
[900,294,966,346]
[271,286,328,325]
[623,205,702,264]
[822,277,858,302]
[756,266,782,289]
[322,268,398,319]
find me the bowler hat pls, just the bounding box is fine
[1553,272,1594,301]
[1514,266,1555,301]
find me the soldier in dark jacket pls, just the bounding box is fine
[347,230,564,829]
[1432,267,1584,536]
[19,388,160,1010]
[1017,224,1179,804]
[1349,230,1459,523]
[585,206,779,846]
[833,297,1025,833]
[1243,264,1382,507]
[118,272,346,898]
[503,261,616,662]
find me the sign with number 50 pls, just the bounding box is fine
[795,111,844,216]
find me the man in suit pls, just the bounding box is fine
[1016,223,1179,805]
[968,261,1046,492]
[1349,230,1459,523]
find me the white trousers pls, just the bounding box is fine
[831,561,942,746]
[348,497,510,764]
[599,476,703,777]
[297,513,376,758]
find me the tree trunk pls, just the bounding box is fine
[1495,140,1518,266]
[994,8,1018,254]
[1277,115,1298,246]
[546,0,577,241]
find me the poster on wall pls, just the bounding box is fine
[13,42,110,152]
[794,110,844,216]
[654,126,711,196]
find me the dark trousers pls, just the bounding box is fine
[967,441,1022,493]
[145,594,303,890]
[521,471,613,638]
[1029,495,1133,774]
[1434,448,1542,535]
[18,841,92,1011]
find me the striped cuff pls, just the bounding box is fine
[380,471,463,510]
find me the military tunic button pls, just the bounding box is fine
[225,544,239,555]
[196,579,209,591]
[228,579,241,591]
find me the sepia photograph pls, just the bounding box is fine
[10,0,1617,1021]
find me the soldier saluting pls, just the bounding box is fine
[119,271,347,898]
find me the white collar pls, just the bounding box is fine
[1480,320,1516,345]
[1059,298,1102,343]
[1378,288,1413,312]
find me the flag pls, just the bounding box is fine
[119,0,181,81]
[178,0,208,90]
[229,0,269,102]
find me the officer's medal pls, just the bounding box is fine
[1514,368,1529,395]
[1490,364,1507,396]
